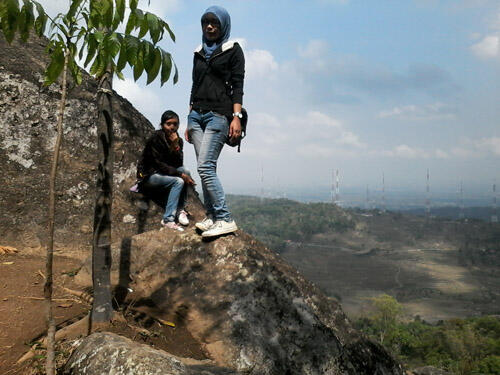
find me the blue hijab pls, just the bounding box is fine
[202,5,231,59]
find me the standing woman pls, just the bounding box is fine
[185,5,245,237]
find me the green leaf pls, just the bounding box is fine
[173,61,178,84]
[69,58,83,85]
[124,9,135,34]
[138,12,148,38]
[133,45,143,81]
[84,33,97,67]
[160,50,172,86]
[115,69,124,80]
[142,40,155,72]
[146,47,161,84]
[124,35,138,65]
[115,0,125,21]
[1,0,20,43]
[104,0,113,27]
[44,44,65,85]
[129,0,138,11]
[19,1,35,42]
[68,0,83,20]
[94,30,104,43]
[161,19,175,43]
[146,12,160,44]
[106,32,120,58]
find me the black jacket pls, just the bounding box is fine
[137,130,183,180]
[190,41,245,118]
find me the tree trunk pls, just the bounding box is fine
[45,50,69,375]
[91,63,114,326]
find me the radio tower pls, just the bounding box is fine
[381,172,386,213]
[365,184,370,210]
[331,170,335,204]
[260,164,264,203]
[425,169,431,217]
[335,169,340,205]
[492,182,498,223]
[459,181,464,220]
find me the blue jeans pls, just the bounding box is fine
[187,110,231,221]
[143,167,190,222]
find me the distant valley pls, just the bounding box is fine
[227,195,500,322]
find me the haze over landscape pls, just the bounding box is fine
[37,0,500,203]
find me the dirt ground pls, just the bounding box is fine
[0,250,207,375]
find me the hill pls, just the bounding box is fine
[228,195,500,322]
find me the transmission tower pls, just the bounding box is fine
[260,164,264,203]
[425,169,431,217]
[381,172,386,213]
[492,182,498,223]
[335,169,340,204]
[331,169,335,204]
[365,184,370,210]
[459,181,464,220]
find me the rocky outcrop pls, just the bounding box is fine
[0,35,161,252]
[64,332,238,375]
[75,197,403,375]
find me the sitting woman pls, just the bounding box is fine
[137,110,195,231]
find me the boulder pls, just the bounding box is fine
[0,35,161,252]
[75,197,403,374]
[63,332,238,375]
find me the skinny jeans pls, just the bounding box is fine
[142,167,190,222]
[187,110,231,221]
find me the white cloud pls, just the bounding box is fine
[298,40,330,60]
[378,102,456,121]
[435,149,450,159]
[383,145,429,159]
[233,38,278,79]
[476,137,500,155]
[114,78,162,124]
[471,34,500,59]
[142,0,181,18]
[245,49,278,78]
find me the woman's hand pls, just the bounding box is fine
[229,116,242,142]
[181,173,195,185]
[184,129,192,144]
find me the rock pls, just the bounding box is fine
[122,214,136,224]
[0,35,163,252]
[63,332,238,375]
[75,196,403,375]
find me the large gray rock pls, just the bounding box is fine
[76,203,403,374]
[0,35,162,252]
[63,332,238,375]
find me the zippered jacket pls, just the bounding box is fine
[190,40,245,119]
[137,130,183,180]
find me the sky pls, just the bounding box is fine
[41,0,500,201]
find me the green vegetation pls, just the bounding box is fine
[355,294,500,374]
[227,195,354,252]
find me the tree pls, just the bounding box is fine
[369,294,404,345]
[0,0,177,372]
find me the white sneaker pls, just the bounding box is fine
[201,220,238,238]
[161,220,184,232]
[195,217,214,232]
[178,210,189,226]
